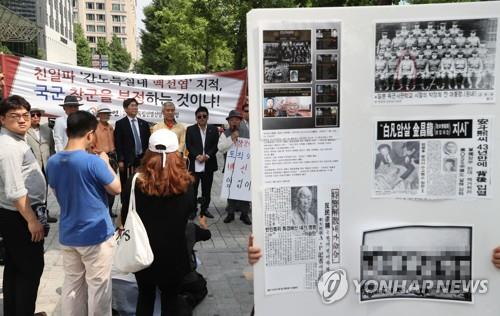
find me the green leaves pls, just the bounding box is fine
[74,24,91,67]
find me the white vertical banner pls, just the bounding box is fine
[220,137,252,201]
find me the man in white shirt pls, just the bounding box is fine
[53,95,82,152]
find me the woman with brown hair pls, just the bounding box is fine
[121,129,194,315]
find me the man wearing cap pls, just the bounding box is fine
[26,107,57,223]
[467,50,484,89]
[425,51,441,89]
[396,53,416,91]
[114,97,151,200]
[92,105,118,217]
[454,51,468,89]
[185,106,220,219]
[377,32,391,54]
[47,111,121,315]
[53,95,82,152]
[218,110,252,225]
[152,101,186,154]
[467,30,481,47]
[440,51,455,90]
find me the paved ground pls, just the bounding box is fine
[0,155,254,316]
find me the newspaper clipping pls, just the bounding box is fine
[262,24,340,130]
[265,186,340,294]
[261,23,342,295]
[373,18,497,105]
[373,117,492,199]
[361,225,472,303]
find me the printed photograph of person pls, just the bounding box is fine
[316,84,338,103]
[263,93,312,119]
[315,105,338,127]
[443,158,457,172]
[443,141,458,155]
[361,225,472,302]
[263,98,277,118]
[374,18,497,92]
[316,29,338,50]
[374,141,420,192]
[290,186,317,226]
[263,30,312,84]
[316,54,338,80]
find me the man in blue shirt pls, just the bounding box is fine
[47,111,121,315]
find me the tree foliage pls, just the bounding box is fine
[74,23,91,67]
[109,35,132,72]
[140,0,479,75]
[95,36,132,71]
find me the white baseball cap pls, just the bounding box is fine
[148,129,179,167]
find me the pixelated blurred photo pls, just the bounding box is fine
[361,226,472,302]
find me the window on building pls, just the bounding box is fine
[96,2,105,10]
[87,36,96,43]
[113,26,121,34]
[97,14,105,21]
[111,3,120,11]
[121,16,126,22]
[112,15,120,23]
[86,25,96,32]
[97,25,106,33]
[86,2,94,9]
[86,13,95,21]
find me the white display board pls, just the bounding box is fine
[247,2,500,315]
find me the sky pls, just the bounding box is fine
[136,0,152,32]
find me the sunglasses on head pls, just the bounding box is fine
[31,112,42,118]
[197,114,208,119]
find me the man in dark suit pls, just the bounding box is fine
[185,106,219,219]
[114,98,150,199]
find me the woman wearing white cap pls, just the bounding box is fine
[120,129,194,315]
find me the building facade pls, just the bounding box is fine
[72,0,137,61]
[0,0,77,65]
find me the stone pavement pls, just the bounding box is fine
[0,155,254,316]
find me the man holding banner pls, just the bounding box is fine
[218,109,252,225]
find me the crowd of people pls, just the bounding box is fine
[375,21,495,91]
[3,91,500,316]
[0,94,251,316]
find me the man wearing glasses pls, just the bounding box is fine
[185,106,220,219]
[0,95,47,316]
[26,107,57,223]
[152,101,186,154]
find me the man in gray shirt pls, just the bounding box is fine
[0,95,47,316]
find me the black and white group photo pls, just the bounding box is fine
[374,18,497,92]
[263,30,312,84]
